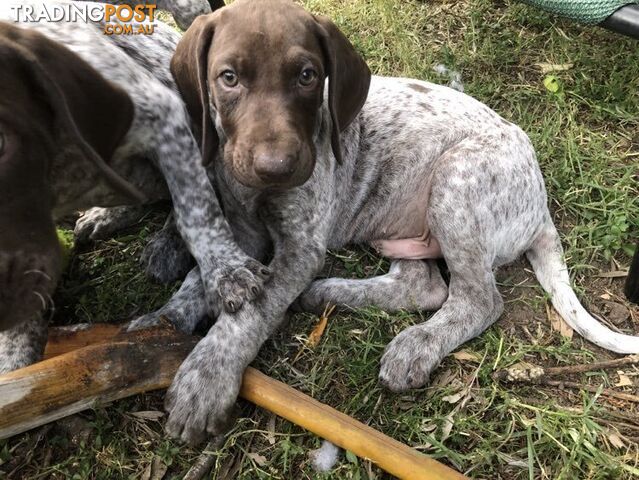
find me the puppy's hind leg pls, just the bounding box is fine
[379,245,502,391]
[0,315,48,374]
[142,213,194,284]
[295,260,448,314]
[74,205,149,244]
[378,144,512,392]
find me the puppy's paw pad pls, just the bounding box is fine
[206,259,271,314]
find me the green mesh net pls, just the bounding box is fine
[520,0,638,24]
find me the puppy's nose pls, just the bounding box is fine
[253,153,296,183]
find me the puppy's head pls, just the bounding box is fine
[171,0,371,190]
[0,23,139,331]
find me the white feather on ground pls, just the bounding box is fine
[309,440,341,472]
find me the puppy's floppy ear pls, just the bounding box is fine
[171,14,219,167]
[315,15,371,164]
[0,25,143,203]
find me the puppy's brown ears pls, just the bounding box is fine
[0,25,143,203]
[315,15,371,164]
[171,14,219,167]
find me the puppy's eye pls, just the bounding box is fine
[0,132,5,156]
[220,70,239,87]
[299,68,318,87]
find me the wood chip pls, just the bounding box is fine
[546,303,573,339]
[607,430,626,449]
[616,371,633,387]
[452,350,481,363]
[597,270,628,278]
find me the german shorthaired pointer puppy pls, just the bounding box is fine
[0,1,267,373]
[129,0,639,445]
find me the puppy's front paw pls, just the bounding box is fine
[378,325,443,392]
[74,206,141,243]
[126,304,204,335]
[204,258,271,314]
[164,355,241,445]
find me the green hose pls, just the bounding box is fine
[520,0,639,24]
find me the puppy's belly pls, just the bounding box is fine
[371,236,442,260]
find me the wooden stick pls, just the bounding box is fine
[538,379,639,404]
[494,355,639,382]
[0,329,198,440]
[42,323,124,359]
[0,325,467,480]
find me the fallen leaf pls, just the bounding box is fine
[535,62,573,74]
[543,75,561,93]
[597,270,628,278]
[452,350,481,363]
[607,431,626,449]
[440,412,455,442]
[546,303,573,339]
[441,392,463,404]
[247,453,268,466]
[345,450,358,464]
[421,422,437,433]
[603,301,630,325]
[266,415,276,445]
[141,457,167,480]
[130,410,164,421]
[600,293,612,300]
[616,371,633,387]
[307,304,334,348]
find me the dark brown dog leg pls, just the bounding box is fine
[626,241,639,304]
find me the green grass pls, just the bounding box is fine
[2,1,639,479]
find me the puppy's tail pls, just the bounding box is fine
[526,221,639,353]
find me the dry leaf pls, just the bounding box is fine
[247,452,268,466]
[421,422,437,433]
[607,431,626,449]
[130,410,164,421]
[546,303,573,339]
[597,270,628,278]
[266,415,276,445]
[440,413,455,442]
[307,304,334,348]
[141,457,167,480]
[452,350,480,363]
[441,392,463,404]
[600,293,612,300]
[616,371,633,387]
[535,62,573,74]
